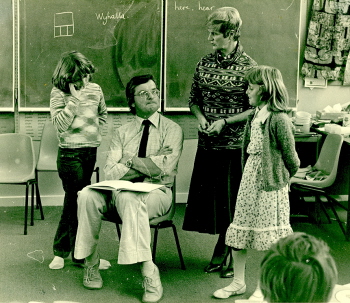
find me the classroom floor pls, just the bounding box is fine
[0,203,350,303]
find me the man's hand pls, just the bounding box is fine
[155,145,173,156]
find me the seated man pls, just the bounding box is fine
[74,74,184,303]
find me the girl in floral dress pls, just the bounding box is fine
[213,65,300,299]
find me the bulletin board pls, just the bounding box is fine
[19,0,162,110]
[0,0,13,109]
[165,0,301,110]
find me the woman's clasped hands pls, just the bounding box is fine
[198,119,226,136]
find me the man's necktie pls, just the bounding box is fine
[138,119,151,158]
[132,120,151,183]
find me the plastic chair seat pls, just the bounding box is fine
[290,133,347,240]
[0,133,44,234]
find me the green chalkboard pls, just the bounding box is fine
[165,0,300,109]
[0,1,13,109]
[19,0,161,109]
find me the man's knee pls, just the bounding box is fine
[77,187,105,213]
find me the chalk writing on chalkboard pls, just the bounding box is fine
[20,0,161,109]
[54,12,74,37]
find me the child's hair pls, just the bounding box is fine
[260,232,338,303]
[245,65,289,112]
[206,7,242,40]
[52,50,96,94]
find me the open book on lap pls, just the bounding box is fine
[87,180,165,193]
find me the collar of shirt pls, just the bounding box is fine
[215,41,242,67]
[135,111,160,131]
[253,104,270,124]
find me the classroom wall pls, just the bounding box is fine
[297,0,350,113]
[2,0,349,206]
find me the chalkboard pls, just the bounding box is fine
[165,0,300,109]
[19,0,161,109]
[0,1,13,109]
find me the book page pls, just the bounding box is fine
[87,180,164,193]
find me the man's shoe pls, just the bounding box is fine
[142,265,163,303]
[83,261,103,290]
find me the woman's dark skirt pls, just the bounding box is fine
[182,147,242,235]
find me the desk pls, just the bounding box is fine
[294,133,322,168]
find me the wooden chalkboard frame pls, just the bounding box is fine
[15,0,301,111]
[0,0,14,111]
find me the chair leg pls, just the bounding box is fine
[327,196,347,237]
[152,227,159,262]
[116,223,121,239]
[35,181,45,220]
[171,223,186,270]
[24,184,29,235]
[316,196,332,224]
[96,167,100,183]
[30,183,35,226]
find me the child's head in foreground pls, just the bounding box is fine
[260,232,338,303]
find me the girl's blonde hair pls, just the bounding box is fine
[245,65,289,112]
[260,232,338,303]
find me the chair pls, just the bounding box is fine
[290,133,348,240]
[35,120,100,207]
[0,133,44,235]
[104,179,186,269]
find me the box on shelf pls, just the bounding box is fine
[316,110,347,120]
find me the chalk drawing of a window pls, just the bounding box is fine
[54,12,74,37]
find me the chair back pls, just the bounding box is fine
[292,133,343,188]
[0,133,36,183]
[36,120,59,171]
[149,178,176,225]
[313,133,343,187]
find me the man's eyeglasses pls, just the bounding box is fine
[134,89,160,99]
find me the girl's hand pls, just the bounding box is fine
[206,119,226,136]
[69,83,82,100]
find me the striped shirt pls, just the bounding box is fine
[50,82,108,148]
[189,42,257,150]
[104,112,184,188]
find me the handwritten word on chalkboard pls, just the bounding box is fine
[174,2,215,11]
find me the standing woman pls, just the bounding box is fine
[49,51,108,269]
[182,7,257,277]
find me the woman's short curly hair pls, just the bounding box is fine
[206,7,242,40]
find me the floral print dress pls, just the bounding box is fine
[225,117,293,251]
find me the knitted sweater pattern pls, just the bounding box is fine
[189,42,257,150]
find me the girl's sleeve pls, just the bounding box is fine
[98,86,108,126]
[276,116,300,177]
[50,88,79,133]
